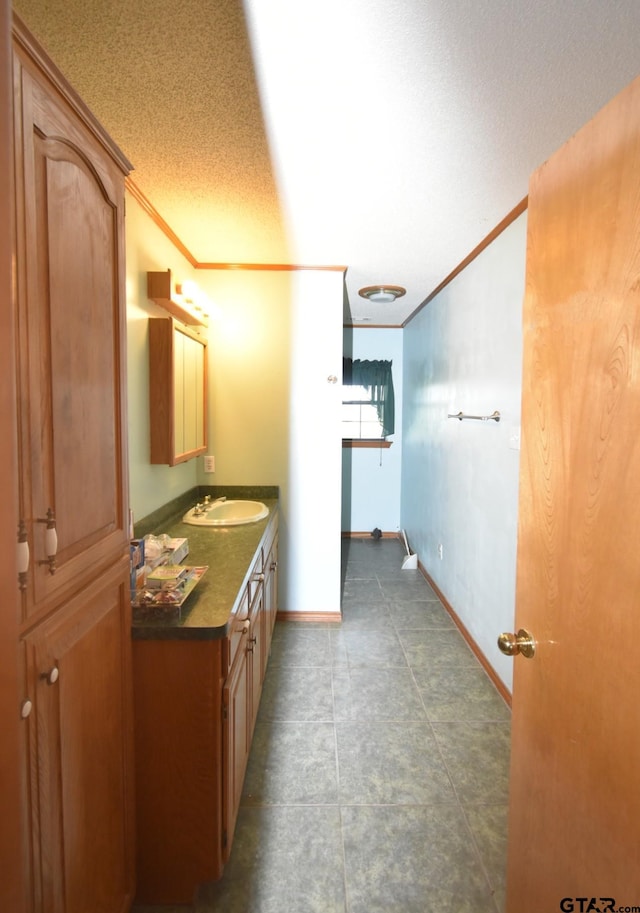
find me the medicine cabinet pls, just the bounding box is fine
[148,317,208,465]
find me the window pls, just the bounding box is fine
[342,358,395,441]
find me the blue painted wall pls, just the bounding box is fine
[401,213,527,691]
[342,327,403,534]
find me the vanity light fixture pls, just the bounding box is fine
[175,279,210,318]
[358,285,406,303]
[147,269,210,326]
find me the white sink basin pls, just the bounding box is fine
[182,499,269,527]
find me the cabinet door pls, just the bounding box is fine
[13,59,129,623]
[180,329,206,455]
[222,636,250,862]
[22,560,135,913]
[149,318,207,465]
[248,581,264,736]
[132,638,224,903]
[264,529,279,645]
[173,325,186,454]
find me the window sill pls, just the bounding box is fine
[342,439,393,449]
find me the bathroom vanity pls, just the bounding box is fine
[131,494,279,905]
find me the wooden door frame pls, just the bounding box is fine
[0,2,26,910]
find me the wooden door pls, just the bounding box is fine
[23,559,134,913]
[505,75,640,911]
[13,42,130,624]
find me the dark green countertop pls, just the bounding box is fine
[131,491,278,641]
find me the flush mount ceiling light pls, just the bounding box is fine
[358,285,406,303]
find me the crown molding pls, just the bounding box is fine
[402,195,528,327]
[125,177,346,273]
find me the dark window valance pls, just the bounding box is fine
[343,358,395,437]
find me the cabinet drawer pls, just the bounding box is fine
[227,538,266,674]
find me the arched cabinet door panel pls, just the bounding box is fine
[13,37,131,625]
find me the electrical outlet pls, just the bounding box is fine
[437,543,444,560]
[508,425,521,451]
[203,455,215,473]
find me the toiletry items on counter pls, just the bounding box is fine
[144,534,189,568]
[166,537,189,565]
[131,565,208,622]
[130,538,146,601]
[129,534,190,602]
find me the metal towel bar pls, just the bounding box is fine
[447,410,501,422]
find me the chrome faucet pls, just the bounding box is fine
[193,495,225,516]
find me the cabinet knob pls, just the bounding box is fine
[240,619,250,635]
[17,520,30,591]
[252,573,265,583]
[41,666,59,686]
[36,508,57,575]
[20,699,33,719]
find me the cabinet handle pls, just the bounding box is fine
[240,619,250,635]
[270,561,278,571]
[249,635,257,645]
[41,666,59,686]
[36,508,57,574]
[17,520,30,591]
[20,699,33,719]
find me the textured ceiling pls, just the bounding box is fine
[13,0,640,325]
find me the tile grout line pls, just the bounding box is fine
[331,663,352,913]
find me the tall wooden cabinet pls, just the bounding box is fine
[12,17,135,913]
[1,1,24,910]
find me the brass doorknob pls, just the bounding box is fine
[497,628,536,659]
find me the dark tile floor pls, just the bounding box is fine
[135,537,510,913]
